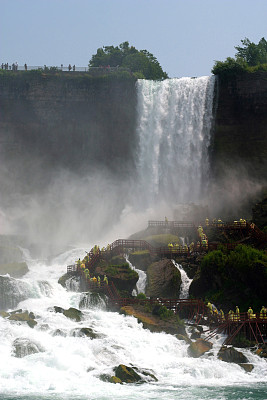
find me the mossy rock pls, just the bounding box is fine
[63,307,83,322]
[0,311,10,318]
[0,262,29,278]
[128,250,151,271]
[8,311,37,328]
[114,364,142,383]
[109,376,122,384]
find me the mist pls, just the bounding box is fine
[1,76,265,258]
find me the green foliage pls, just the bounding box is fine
[212,37,267,77]
[105,263,138,280]
[136,292,147,299]
[152,304,174,320]
[235,37,267,66]
[144,234,180,247]
[200,245,267,310]
[212,57,248,77]
[89,41,168,80]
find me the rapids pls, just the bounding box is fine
[0,248,266,400]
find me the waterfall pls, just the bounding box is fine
[135,77,215,209]
[126,256,147,295]
[172,260,193,299]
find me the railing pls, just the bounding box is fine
[1,64,130,73]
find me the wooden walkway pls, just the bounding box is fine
[67,265,267,345]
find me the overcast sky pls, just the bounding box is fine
[1,0,267,78]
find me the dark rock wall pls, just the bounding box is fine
[0,71,266,200]
[0,73,137,195]
[211,72,267,180]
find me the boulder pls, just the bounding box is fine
[120,304,186,336]
[188,339,213,358]
[8,310,37,328]
[12,338,44,358]
[217,346,249,364]
[71,327,98,339]
[238,363,254,372]
[58,273,80,291]
[113,364,157,384]
[114,364,142,383]
[79,292,107,309]
[95,262,138,295]
[128,250,152,271]
[63,307,83,322]
[146,259,181,298]
[52,306,83,322]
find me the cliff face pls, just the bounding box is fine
[0,71,266,214]
[0,72,137,194]
[211,72,267,180]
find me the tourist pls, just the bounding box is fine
[247,307,254,319]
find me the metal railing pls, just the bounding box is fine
[1,64,130,73]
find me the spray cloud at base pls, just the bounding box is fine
[1,75,264,254]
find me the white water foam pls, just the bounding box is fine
[0,248,266,400]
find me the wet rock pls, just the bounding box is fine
[63,307,83,321]
[52,329,66,337]
[146,259,181,298]
[58,273,80,291]
[238,363,254,372]
[128,250,152,271]
[8,310,37,328]
[12,338,44,358]
[190,329,201,340]
[176,334,192,344]
[113,364,157,384]
[0,276,31,310]
[71,327,98,339]
[109,376,122,384]
[53,306,65,314]
[79,292,107,309]
[0,311,10,318]
[218,346,248,364]
[256,344,267,358]
[188,339,213,358]
[52,306,83,321]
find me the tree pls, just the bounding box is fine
[89,41,168,80]
[212,37,267,76]
[235,37,267,66]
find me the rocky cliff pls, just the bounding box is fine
[0,72,137,196]
[211,72,267,180]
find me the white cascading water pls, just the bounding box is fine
[126,256,147,295]
[172,260,193,299]
[135,77,215,209]
[0,249,266,400]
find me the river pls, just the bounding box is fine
[0,246,266,400]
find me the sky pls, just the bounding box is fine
[1,0,267,78]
